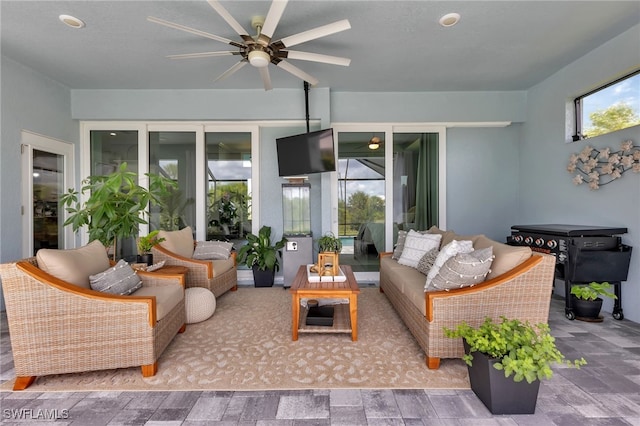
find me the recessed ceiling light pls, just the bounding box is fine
[439,13,461,27]
[59,14,85,29]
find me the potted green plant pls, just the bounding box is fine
[570,281,617,320]
[136,230,166,266]
[317,232,342,254]
[60,162,176,261]
[444,316,586,414]
[237,225,287,287]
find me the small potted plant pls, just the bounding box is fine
[237,226,287,287]
[570,281,617,320]
[317,232,342,254]
[444,316,586,414]
[136,230,166,266]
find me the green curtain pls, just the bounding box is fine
[415,133,439,229]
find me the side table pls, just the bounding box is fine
[145,265,189,287]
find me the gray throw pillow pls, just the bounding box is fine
[426,247,494,291]
[89,259,142,295]
[416,248,439,275]
[392,230,408,259]
[193,241,233,260]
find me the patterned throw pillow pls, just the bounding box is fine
[89,259,142,295]
[425,240,474,288]
[193,241,233,260]
[397,230,442,269]
[426,247,494,291]
[416,248,439,275]
[392,230,408,259]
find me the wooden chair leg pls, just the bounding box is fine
[13,376,36,391]
[379,286,384,293]
[178,323,186,333]
[230,284,238,291]
[141,362,157,377]
[426,356,441,369]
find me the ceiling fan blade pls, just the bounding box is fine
[214,60,248,83]
[276,60,319,85]
[207,0,251,38]
[281,50,351,66]
[260,0,288,40]
[147,16,243,48]
[259,67,273,91]
[167,51,238,59]
[275,19,351,49]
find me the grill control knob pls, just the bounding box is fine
[535,238,545,247]
[547,240,558,249]
[513,235,523,243]
[524,236,533,245]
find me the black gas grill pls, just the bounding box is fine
[508,224,632,320]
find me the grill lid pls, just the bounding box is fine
[510,224,628,237]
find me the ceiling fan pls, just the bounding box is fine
[148,0,351,91]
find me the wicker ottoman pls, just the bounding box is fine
[185,287,216,324]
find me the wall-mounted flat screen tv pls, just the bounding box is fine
[276,128,336,177]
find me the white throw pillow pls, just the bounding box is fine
[425,240,474,289]
[397,230,442,269]
[193,241,233,260]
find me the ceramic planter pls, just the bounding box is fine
[571,296,603,320]
[137,253,154,266]
[464,342,540,414]
[252,265,275,287]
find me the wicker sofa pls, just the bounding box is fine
[379,227,556,369]
[152,226,237,298]
[0,240,186,390]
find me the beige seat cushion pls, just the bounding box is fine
[133,284,184,321]
[211,258,235,277]
[36,240,110,289]
[474,235,532,279]
[158,227,195,258]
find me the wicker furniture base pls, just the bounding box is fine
[298,303,351,334]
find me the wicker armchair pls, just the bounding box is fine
[153,227,238,298]
[0,252,186,391]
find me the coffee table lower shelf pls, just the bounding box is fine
[298,303,352,334]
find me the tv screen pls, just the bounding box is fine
[276,128,336,177]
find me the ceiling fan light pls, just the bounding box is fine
[248,50,270,68]
[368,136,381,150]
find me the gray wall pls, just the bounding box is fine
[519,24,640,321]
[0,57,78,311]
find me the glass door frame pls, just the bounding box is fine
[330,124,446,279]
[21,130,75,256]
[80,121,260,243]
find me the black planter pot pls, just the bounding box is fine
[252,265,275,287]
[464,342,540,415]
[137,253,154,266]
[571,296,603,319]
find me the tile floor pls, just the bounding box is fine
[1,295,640,425]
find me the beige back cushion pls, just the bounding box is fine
[36,240,110,288]
[474,235,532,279]
[158,226,194,258]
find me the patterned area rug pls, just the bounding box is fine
[2,287,469,392]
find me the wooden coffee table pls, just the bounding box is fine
[289,264,360,341]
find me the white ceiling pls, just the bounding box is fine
[1,1,639,92]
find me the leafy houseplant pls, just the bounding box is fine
[317,232,342,253]
[136,230,166,266]
[60,162,176,261]
[237,226,287,287]
[444,316,586,414]
[570,281,617,320]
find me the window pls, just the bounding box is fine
[574,70,640,140]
